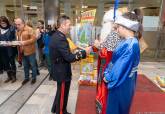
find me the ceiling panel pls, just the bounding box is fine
[60,0,161,8]
[3,0,161,8]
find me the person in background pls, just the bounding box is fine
[36,20,45,67]
[0,16,17,83]
[15,18,37,85]
[26,21,40,75]
[43,26,52,80]
[133,8,148,53]
[103,12,141,114]
[49,15,91,114]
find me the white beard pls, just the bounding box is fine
[100,22,112,43]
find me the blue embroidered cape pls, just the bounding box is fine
[104,37,140,114]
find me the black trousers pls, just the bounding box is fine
[0,53,3,71]
[51,80,71,114]
[1,54,16,72]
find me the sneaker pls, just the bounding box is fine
[22,79,29,85]
[31,78,36,84]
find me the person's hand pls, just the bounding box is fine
[85,46,92,55]
[94,40,100,48]
[20,41,26,46]
[103,77,108,83]
[36,29,41,39]
[4,42,11,46]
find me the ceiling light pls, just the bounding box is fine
[82,5,88,9]
[23,5,29,8]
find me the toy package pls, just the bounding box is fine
[78,53,98,86]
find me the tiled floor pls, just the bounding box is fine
[0,62,164,114]
[0,71,23,105]
[138,62,165,92]
[17,64,80,114]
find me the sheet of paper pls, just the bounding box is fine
[0,41,21,46]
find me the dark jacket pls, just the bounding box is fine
[49,30,86,82]
[0,26,17,71]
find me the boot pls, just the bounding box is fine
[49,73,53,81]
[4,71,12,83]
[37,69,40,75]
[11,71,17,83]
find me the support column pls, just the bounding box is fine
[0,0,7,16]
[64,0,72,17]
[75,6,81,23]
[40,0,45,20]
[155,0,165,58]
[30,0,44,20]
[20,0,24,19]
[96,0,104,26]
[13,0,22,18]
[128,0,134,10]
[64,0,73,23]
[44,0,60,26]
[13,0,18,17]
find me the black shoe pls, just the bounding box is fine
[31,78,36,84]
[63,111,71,114]
[0,70,3,74]
[39,63,44,67]
[49,76,53,81]
[4,78,12,83]
[37,70,40,75]
[18,64,22,68]
[22,79,29,85]
[5,71,12,83]
[11,72,17,83]
[11,78,17,83]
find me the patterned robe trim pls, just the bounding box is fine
[100,31,122,51]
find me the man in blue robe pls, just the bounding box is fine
[103,12,141,114]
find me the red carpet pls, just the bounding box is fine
[130,91,165,114]
[75,75,165,114]
[75,86,96,114]
[130,75,165,114]
[136,74,162,92]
